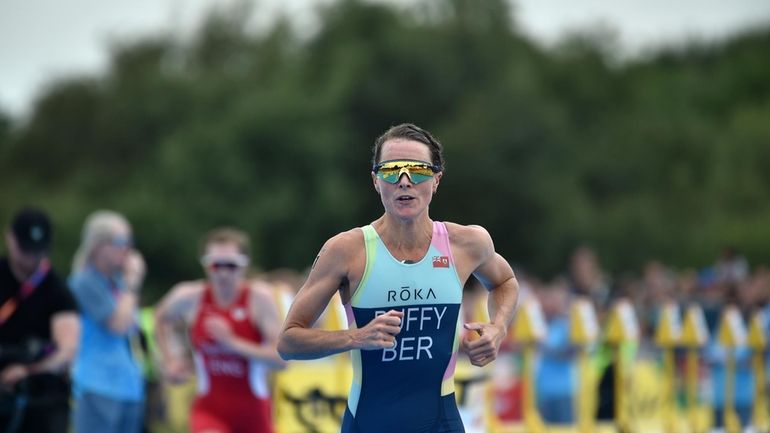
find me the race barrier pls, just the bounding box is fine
[682,304,710,433]
[570,297,599,433]
[719,306,747,433]
[145,291,769,433]
[749,310,769,432]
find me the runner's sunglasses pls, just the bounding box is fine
[373,160,441,184]
[200,254,250,271]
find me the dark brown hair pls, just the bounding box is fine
[372,123,445,171]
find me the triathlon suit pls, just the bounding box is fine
[341,221,465,433]
[189,284,274,433]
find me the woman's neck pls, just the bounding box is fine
[211,282,241,307]
[373,215,434,261]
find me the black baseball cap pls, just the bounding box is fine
[10,207,52,253]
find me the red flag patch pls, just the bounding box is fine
[432,256,450,268]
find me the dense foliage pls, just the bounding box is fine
[2,0,769,301]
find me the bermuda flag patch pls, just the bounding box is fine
[433,256,450,268]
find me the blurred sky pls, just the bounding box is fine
[1,0,770,118]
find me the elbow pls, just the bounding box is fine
[276,330,300,361]
[276,339,293,361]
[267,341,290,368]
[278,351,292,362]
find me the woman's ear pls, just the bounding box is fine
[433,172,442,194]
[372,172,379,193]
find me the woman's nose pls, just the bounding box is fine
[397,171,413,187]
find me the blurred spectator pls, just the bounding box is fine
[642,261,676,303]
[639,260,677,342]
[697,268,725,333]
[750,266,770,302]
[0,207,80,433]
[674,268,699,305]
[568,246,611,312]
[715,246,749,287]
[69,211,146,433]
[535,277,576,425]
[736,270,764,318]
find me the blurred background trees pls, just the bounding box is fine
[2,0,768,301]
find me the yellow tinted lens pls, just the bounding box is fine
[376,161,435,184]
[406,166,434,176]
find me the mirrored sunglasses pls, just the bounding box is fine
[209,262,241,271]
[373,159,441,184]
[200,254,250,271]
[110,235,133,248]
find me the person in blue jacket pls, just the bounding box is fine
[69,210,146,433]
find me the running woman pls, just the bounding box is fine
[278,123,519,433]
[155,227,286,433]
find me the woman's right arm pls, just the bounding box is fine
[277,232,402,360]
[154,282,201,382]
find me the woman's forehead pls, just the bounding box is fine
[380,138,431,162]
[111,222,131,237]
[206,241,242,255]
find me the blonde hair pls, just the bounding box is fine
[71,210,130,273]
[199,227,251,257]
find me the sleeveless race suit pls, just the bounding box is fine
[341,221,465,433]
[189,284,274,433]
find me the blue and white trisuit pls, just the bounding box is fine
[341,221,465,433]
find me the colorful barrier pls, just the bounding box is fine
[511,298,548,433]
[604,298,640,433]
[718,306,747,433]
[144,289,770,433]
[655,301,681,433]
[570,297,599,433]
[273,358,351,433]
[682,304,710,433]
[748,310,769,431]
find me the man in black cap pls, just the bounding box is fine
[0,207,80,433]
